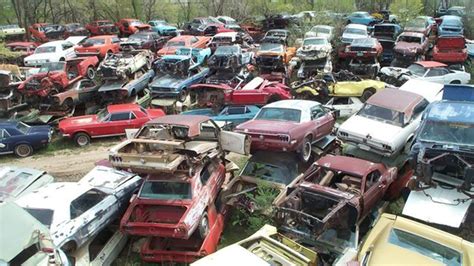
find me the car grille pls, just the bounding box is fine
[342,38,353,44]
[256,56,281,67]
[100,67,117,78]
[350,47,372,52]
[99,26,118,34]
[151,86,172,92]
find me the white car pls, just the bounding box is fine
[296,37,332,60]
[341,24,368,45]
[324,97,363,119]
[305,25,335,42]
[380,61,471,85]
[337,80,443,157]
[16,166,141,252]
[24,36,86,67]
[0,166,54,202]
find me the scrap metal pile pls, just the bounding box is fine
[1,5,474,266]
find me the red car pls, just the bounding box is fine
[116,19,151,37]
[342,37,383,59]
[432,35,468,64]
[234,99,336,162]
[157,35,210,56]
[85,20,119,36]
[5,42,39,64]
[74,35,121,58]
[58,104,165,146]
[18,57,99,99]
[191,77,291,108]
[28,23,65,42]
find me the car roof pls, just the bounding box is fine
[213,32,237,38]
[315,155,382,177]
[367,89,424,114]
[38,40,71,47]
[400,31,424,37]
[346,24,367,30]
[16,182,91,208]
[171,35,195,41]
[148,115,210,137]
[107,103,141,113]
[415,61,447,68]
[263,99,320,111]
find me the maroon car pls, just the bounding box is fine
[85,20,119,36]
[275,155,397,237]
[392,32,429,67]
[234,99,335,162]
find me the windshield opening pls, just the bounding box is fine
[259,43,284,53]
[16,122,30,134]
[97,109,110,121]
[345,28,366,35]
[38,62,65,73]
[139,180,192,200]
[35,46,56,53]
[313,27,330,34]
[84,38,105,46]
[255,108,301,122]
[358,104,405,127]
[24,208,54,227]
[398,36,422,43]
[419,120,474,146]
[166,41,185,47]
[303,38,327,46]
[407,64,427,76]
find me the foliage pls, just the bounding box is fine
[389,0,425,25]
[0,42,22,62]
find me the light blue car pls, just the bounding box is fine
[148,20,178,36]
[175,47,211,66]
[182,105,260,129]
[439,15,464,36]
[346,11,380,26]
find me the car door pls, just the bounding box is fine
[69,189,118,243]
[199,161,224,201]
[108,112,134,135]
[77,79,98,103]
[310,105,333,139]
[360,170,385,218]
[423,68,445,84]
[0,129,12,154]
[220,106,248,126]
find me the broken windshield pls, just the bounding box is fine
[38,62,65,73]
[24,208,54,227]
[139,180,192,200]
[358,104,405,127]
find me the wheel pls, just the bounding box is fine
[59,57,65,61]
[86,67,95,79]
[198,213,210,239]
[178,89,188,102]
[74,132,91,147]
[14,144,33,158]
[299,136,312,162]
[361,89,374,102]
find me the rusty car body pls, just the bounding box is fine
[28,23,65,43]
[0,166,54,202]
[74,35,121,58]
[98,49,153,80]
[0,65,29,116]
[51,78,99,109]
[157,35,210,57]
[85,20,119,36]
[255,37,296,71]
[116,19,151,37]
[392,32,429,67]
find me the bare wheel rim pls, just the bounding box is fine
[16,144,31,157]
[199,215,209,237]
[77,135,89,146]
[87,67,95,79]
[302,140,311,161]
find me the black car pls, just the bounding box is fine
[0,121,52,157]
[120,31,167,52]
[64,23,89,38]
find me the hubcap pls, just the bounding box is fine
[17,145,30,156]
[77,136,88,146]
[303,142,311,160]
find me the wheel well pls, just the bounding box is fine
[61,240,77,253]
[73,131,89,138]
[364,87,376,94]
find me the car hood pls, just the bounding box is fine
[380,66,413,77]
[0,167,52,202]
[394,41,422,51]
[99,80,126,92]
[342,33,366,40]
[158,46,178,55]
[339,115,402,144]
[24,53,54,61]
[298,44,330,52]
[236,119,299,135]
[151,75,185,89]
[59,115,98,128]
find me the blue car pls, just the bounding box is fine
[346,11,380,26]
[439,15,464,36]
[175,47,211,66]
[182,105,260,129]
[151,54,209,101]
[148,20,178,36]
[0,121,51,157]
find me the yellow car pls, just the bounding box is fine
[293,72,386,102]
[357,214,474,265]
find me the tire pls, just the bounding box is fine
[14,144,33,158]
[61,241,77,254]
[450,80,461,84]
[59,57,65,61]
[179,89,188,102]
[74,132,91,147]
[361,89,374,102]
[198,212,210,239]
[299,136,312,162]
[86,67,95,79]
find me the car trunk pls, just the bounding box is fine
[436,36,465,50]
[130,204,187,224]
[373,26,396,39]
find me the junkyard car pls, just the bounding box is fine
[340,24,368,45]
[23,37,87,67]
[191,224,318,266]
[157,35,210,56]
[28,23,65,42]
[206,45,254,84]
[293,71,386,102]
[379,61,471,86]
[392,32,429,67]
[148,20,178,36]
[85,20,119,36]
[0,166,54,202]
[355,213,474,265]
[116,18,151,36]
[64,23,89,38]
[58,103,165,146]
[191,77,291,108]
[16,166,142,253]
[150,53,210,101]
[405,16,435,36]
[432,35,468,64]
[235,99,336,161]
[0,24,25,41]
[305,25,334,42]
[120,31,167,52]
[0,121,51,157]
[263,29,290,44]
[255,37,296,71]
[275,155,396,237]
[438,15,464,36]
[208,32,250,51]
[0,202,68,265]
[0,65,28,116]
[372,23,402,65]
[342,37,383,78]
[346,11,380,26]
[18,57,99,103]
[98,49,153,80]
[337,88,432,157]
[5,42,39,64]
[99,69,155,104]
[52,78,99,109]
[324,97,363,118]
[74,35,121,58]
[182,105,260,129]
[296,37,332,61]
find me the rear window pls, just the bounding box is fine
[24,208,54,227]
[139,181,191,200]
[388,228,461,266]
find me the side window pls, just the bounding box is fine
[200,163,215,185]
[130,112,137,119]
[439,68,450,75]
[365,170,381,190]
[110,112,131,121]
[79,80,95,89]
[112,37,120,44]
[227,106,246,115]
[0,129,11,139]
[70,189,107,219]
[425,69,442,77]
[191,36,198,44]
[413,99,429,118]
[310,106,325,120]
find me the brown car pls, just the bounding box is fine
[255,38,296,71]
[392,32,429,67]
[52,79,99,110]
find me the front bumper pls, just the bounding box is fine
[338,133,395,157]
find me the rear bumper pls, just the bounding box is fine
[121,222,190,238]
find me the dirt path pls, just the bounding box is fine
[0,146,111,181]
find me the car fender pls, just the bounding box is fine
[295,86,319,96]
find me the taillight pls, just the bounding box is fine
[42,247,54,253]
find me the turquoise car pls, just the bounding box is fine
[148,20,178,36]
[175,47,211,66]
[182,105,260,129]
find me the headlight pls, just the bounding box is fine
[382,144,392,151]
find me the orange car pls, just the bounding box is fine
[157,35,210,56]
[74,35,121,58]
[116,18,151,36]
[255,38,296,71]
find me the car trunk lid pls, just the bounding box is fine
[436,36,466,50]
[78,166,137,191]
